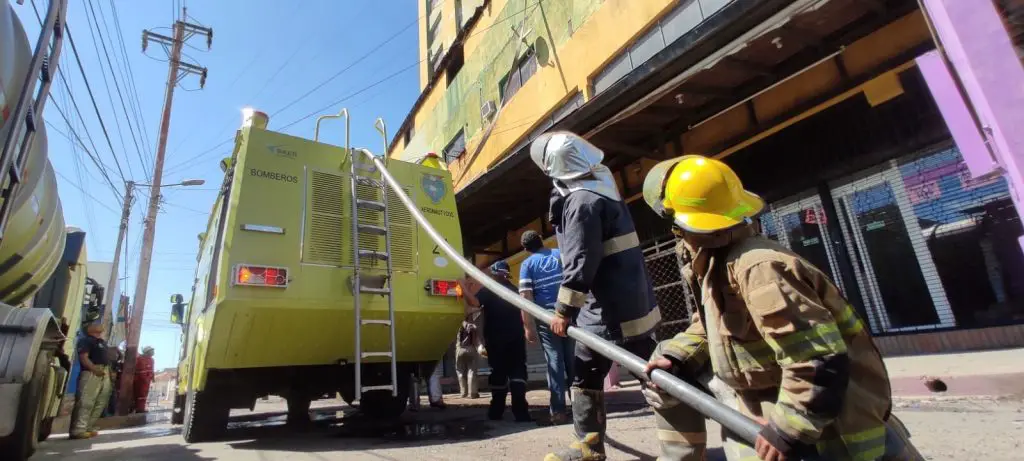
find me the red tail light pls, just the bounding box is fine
[427,279,460,297]
[235,264,289,287]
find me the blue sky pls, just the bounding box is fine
[17,0,421,370]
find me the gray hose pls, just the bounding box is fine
[366,152,824,459]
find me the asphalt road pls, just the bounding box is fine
[31,395,1024,461]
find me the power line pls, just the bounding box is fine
[268,18,419,119]
[52,169,120,215]
[83,0,144,181]
[59,83,104,253]
[168,2,540,173]
[46,105,124,203]
[29,0,132,187]
[99,0,155,176]
[277,61,421,132]
[109,0,154,156]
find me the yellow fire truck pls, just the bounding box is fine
[170,109,466,442]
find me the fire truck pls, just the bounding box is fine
[170,108,466,442]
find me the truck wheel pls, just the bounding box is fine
[0,351,51,459]
[182,389,229,443]
[358,377,409,419]
[286,396,312,426]
[171,394,185,425]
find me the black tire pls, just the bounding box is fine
[37,417,54,442]
[182,389,229,443]
[286,396,312,426]
[171,394,185,425]
[0,351,51,459]
[358,376,410,419]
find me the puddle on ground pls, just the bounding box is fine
[334,421,489,441]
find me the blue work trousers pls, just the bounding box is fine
[536,320,575,414]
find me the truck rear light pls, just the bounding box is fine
[426,279,460,297]
[234,264,289,287]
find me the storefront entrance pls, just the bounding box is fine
[760,148,1024,335]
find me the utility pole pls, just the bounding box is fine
[101,181,134,340]
[118,7,211,415]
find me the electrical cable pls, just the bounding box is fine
[165,1,541,174]
[83,0,143,180]
[109,0,155,172]
[46,107,124,203]
[29,0,131,184]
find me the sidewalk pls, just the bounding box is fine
[883,347,1024,398]
[565,348,1024,405]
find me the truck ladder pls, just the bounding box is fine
[349,147,399,399]
[0,0,68,240]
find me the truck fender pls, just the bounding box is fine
[0,304,63,437]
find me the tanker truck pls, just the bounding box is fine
[0,1,95,459]
[170,109,466,442]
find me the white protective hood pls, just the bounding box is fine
[529,132,622,201]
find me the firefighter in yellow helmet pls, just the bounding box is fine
[639,155,924,461]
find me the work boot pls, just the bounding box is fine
[881,414,926,461]
[489,386,508,420]
[544,389,606,461]
[510,379,532,422]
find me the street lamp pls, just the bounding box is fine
[101,177,206,342]
[109,176,208,414]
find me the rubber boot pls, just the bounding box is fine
[544,389,606,461]
[489,386,508,421]
[881,414,926,461]
[643,385,707,461]
[510,379,532,422]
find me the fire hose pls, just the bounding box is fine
[360,149,825,460]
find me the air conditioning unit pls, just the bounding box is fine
[480,100,497,122]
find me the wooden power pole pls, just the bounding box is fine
[117,7,211,415]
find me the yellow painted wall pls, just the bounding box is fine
[451,0,680,189]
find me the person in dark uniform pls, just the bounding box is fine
[461,261,533,422]
[530,131,662,461]
[69,321,113,439]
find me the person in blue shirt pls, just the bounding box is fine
[518,230,574,425]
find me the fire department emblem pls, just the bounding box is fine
[421,174,447,204]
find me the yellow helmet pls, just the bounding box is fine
[642,155,764,233]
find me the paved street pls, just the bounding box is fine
[32,392,1024,461]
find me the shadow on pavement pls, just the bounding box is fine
[220,403,546,453]
[35,427,215,461]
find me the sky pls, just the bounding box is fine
[16,0,422,370]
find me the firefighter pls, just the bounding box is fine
[640,155,924,461]
[462,261,533,422]
[69,321,113,439]
[133,346,156,413]
[529,132,662,461]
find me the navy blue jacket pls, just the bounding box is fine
[550,189,661,342]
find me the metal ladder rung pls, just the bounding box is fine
[359,286,391,295]
[361,385,394,393]
[359,249,389,260]
[356,199,386,211]
[354,161,377,172]
[361,319,392,325]
[355,176,384,188]
[357,223,388,235]
[361,351,393,359]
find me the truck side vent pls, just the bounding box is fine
[387,186,417,271]
[306,171,345,265]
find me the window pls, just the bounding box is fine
[403,126,414,146]
[590,0,721,95]
[508,92,585,155]
[446,44,465,85]
[500,48,539,102]
[443,130,467,164]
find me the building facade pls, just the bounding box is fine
[390,0,1024,360]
